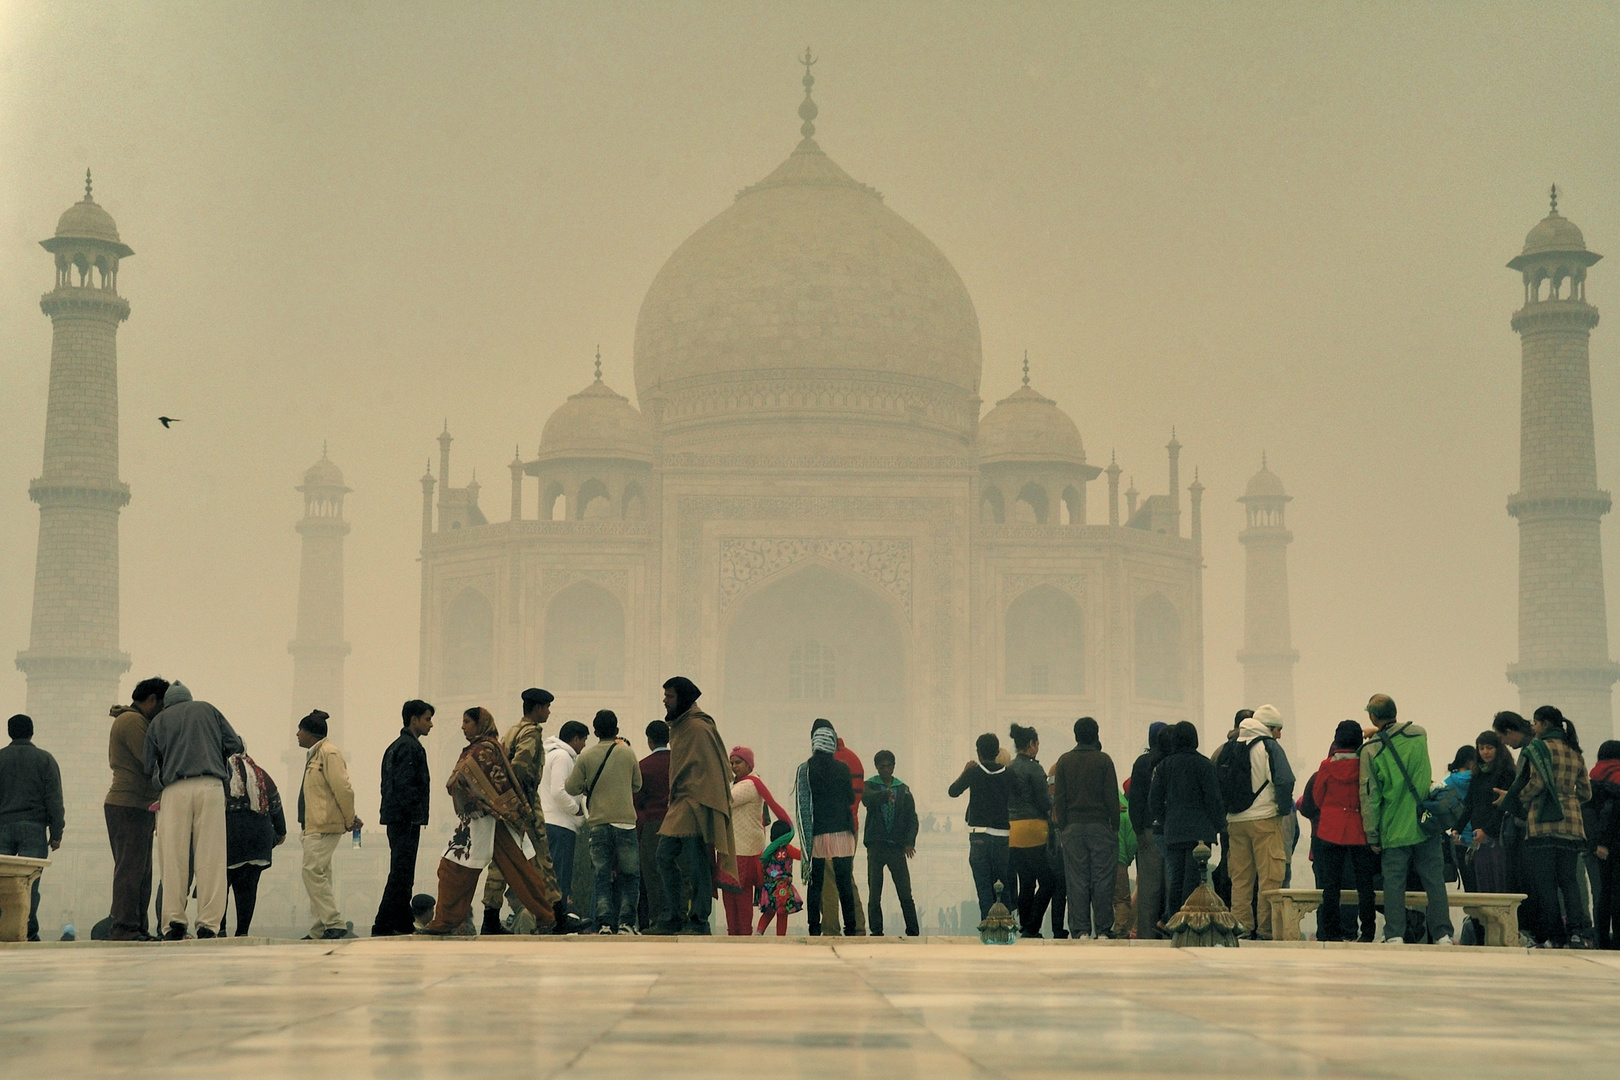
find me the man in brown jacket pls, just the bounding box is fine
[105,677,169,940]
[296,710,360,940]
[1051,716,1120,938]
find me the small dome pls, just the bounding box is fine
[538,378,656,463]
[1243,460,1287,499]
[1520,212,1587,258]
[300,453,347,490]
[56,198,122,246]
[977,384,1087,466]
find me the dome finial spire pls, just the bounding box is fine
[1021,350,1030,387]
[84,168,93,202]
[1550,183,1559,215]
[594,344,602,381]
[798,47,819,139]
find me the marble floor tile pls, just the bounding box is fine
[1,937,1617,1078]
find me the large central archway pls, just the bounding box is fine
[722,563,908,786]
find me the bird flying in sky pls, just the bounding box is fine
[158,417,181,428]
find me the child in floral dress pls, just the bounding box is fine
[756,820,804,935]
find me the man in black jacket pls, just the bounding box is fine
[862,750,920,936]
[1126,721,1169,939]
[372,700,434,936]
[0,714,63,941]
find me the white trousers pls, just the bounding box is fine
[158,776,228,934]
[303,831,345,935]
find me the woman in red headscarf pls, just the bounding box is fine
[418,707,557,935]
[725,746,791,935]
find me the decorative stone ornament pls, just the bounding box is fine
[1167,843,1242,948]
[978,881,1018,945]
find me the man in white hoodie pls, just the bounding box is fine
[540,720,589,927]
[1216,704,1295,939]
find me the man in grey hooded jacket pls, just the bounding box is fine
[143,682,242,939]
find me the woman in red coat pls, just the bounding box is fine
[1311,720,1378,942]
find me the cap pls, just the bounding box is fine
[521,687,554,708]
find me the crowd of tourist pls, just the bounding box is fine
[1,678,1617,948]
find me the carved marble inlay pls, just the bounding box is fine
[718,538,913,617]
[537,568,630,607]
[1004,573,1086,606]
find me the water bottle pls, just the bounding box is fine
[351,826,362,849]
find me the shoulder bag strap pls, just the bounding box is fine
[585,742,615,799]
[1376,730,1426,805]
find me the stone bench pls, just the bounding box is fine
[0,853,50,942]
[1263,888,1526,946]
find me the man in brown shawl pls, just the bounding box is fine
[649,677,736,935]
[418,708,556,935]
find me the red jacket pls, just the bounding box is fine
[1311,752,1367,847]
[835,740,864,828]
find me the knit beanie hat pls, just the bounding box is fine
[1253,704,1284,730]
[1333,720,1362,750]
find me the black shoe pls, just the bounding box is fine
[481,910,513,936]
[680,919,711,936]
[320,928,350,940]
[163,923,188,941]
[195,927,217,939]
[1052,928,1070,939]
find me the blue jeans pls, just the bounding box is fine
[1380,834,1453,942]
[967,832,1010,919]
[546,825,578,913]
[588,824,640,930]
[0,821,50,940]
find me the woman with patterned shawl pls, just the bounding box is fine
[418,707,557,935]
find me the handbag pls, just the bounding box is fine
[1376,731,1466,837]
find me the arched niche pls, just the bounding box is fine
[544,580,625,692]
[1134,593,1183,701]
[444,587,494,696]
[577,479,613,521]
[623,482,647,521]
[981,486,1005,524]
[723,563,906,775]
[1014,482,1048,524]
[1004,585,1085,695]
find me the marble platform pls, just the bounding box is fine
[1,936,1617,1078]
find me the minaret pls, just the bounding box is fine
[1166,430,1182,537]
[1188,469,1205,548]
[1506,187,1617,737]
[1106,452,1121,526]
[1238,455,1298,748]
[289,447,352,747]
[16,173,134,926]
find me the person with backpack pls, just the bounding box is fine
[1311,721,1377,942]
[1216,704,1294,939]
[1359,693,1455,945]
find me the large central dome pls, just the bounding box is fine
[633,131,983,451]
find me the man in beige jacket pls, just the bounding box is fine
[295,710,360,940]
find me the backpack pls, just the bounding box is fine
[1375,730,1466,837]
[1216,738,1275,814]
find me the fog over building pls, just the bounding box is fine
[414,67,1225,854]
[1239,455,1298,750]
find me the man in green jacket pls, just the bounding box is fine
[1358,694,1454,945]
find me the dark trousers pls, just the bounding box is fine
[1595,851,1619,948]
[226,863,264,936]
[104,804,154,938]
[1380,835,1454,942]
[372,823,421,935]
[967,832,1010,920]
[1163,841,1205,917]
[1059,822,1116,936]
[807,852,856,934]
[655,833,712,928]
[1527,841,1590,945]
[1048,837,1069,937]
[1315,840,1378,941]
[867,844,919,935]
[546,824,579,913]
[0,820,49,940]
[1010,841,1056,936]
[1134,831,1165,939]
[637,820,665,929]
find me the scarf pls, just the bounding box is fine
[1522,733,1565,824]
[664,676,702,721]
[762,824,795,864]
[447,711,540,840]
[794,724,841,881]
[868,775,903,831]
[226,752,279,816]
[1591,759,1620,785]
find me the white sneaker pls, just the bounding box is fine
[617,926,640,936]
[1432,934,1455,946]
[597,925,615,935]
[1380,937,1406,945]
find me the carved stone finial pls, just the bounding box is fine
[84,168,93,202]
[595,344,602,381]
[1021,350,1030,387]
[1550,183,1559,215]
[798,47,819,139]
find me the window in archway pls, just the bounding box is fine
[788,640,836,701]
[1004,586,1084,695]
[1134,593,1183,701]
[444,588,494,696]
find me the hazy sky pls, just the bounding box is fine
[3,2,1618,805]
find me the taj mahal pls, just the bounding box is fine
[410,64,1298,803]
